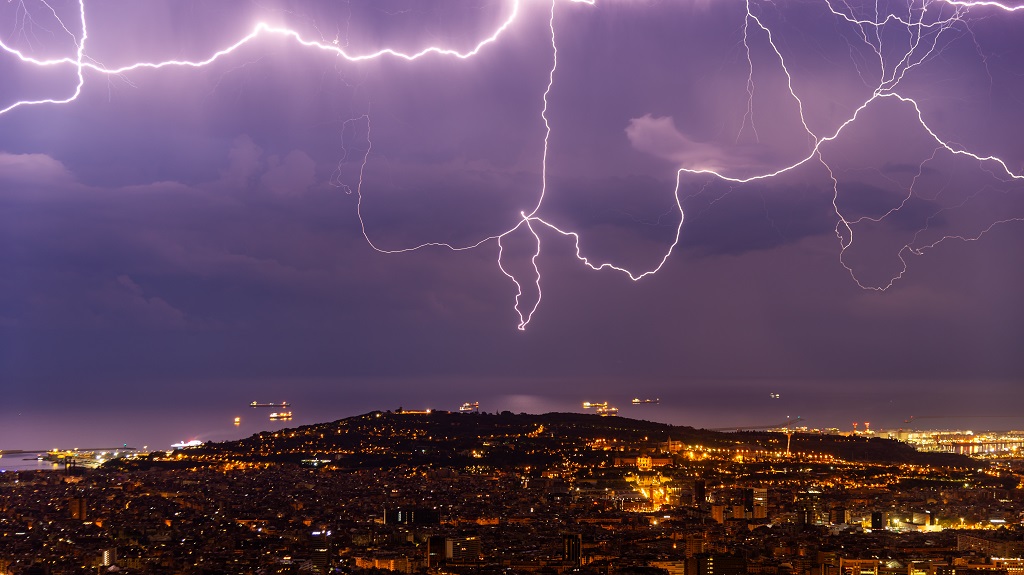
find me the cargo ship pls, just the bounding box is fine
[251,401,290,408]
[583,401,618,416]
[269,411,293,421]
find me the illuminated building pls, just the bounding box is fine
[744,487,768,519]
[958,534,1024,557]
[838,559,880,575]
[696,553,746,575]
[446,536,481,564]
[310,530,331,574]
[384,507,440,525]
[712,504,726,524]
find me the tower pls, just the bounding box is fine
[68,497,87,521]
[693,479,706,505]
[563,533,582,566]
[310,529,331,574]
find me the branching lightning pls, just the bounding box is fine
[1,0,1022,328]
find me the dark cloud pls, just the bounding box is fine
[1,0,1023,448]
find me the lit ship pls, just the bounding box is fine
[631,398,660,405]
[583,401,618,416]
[171,440,203,449]
[251,401,290,408]
[459,402,480,413]
[269,411,293,421]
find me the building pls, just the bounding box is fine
[310,529,331,574]
[830,507,850,525]
[384,507,440,525]
[744,488,768,519]
[446,536,481,564]
[958,534,1024,557]
[694,480,707,505]
[68,497,87,521]
[563,533,582,566]
[871,511,885,530]
[838,558,880,575]
[695,553,746,575]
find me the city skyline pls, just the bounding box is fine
[2,0,1024,450]
[3,409,1019,575]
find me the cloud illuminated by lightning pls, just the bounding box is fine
[1,0,1022,329]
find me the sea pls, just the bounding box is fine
[3,377,1021,457]
[0,458,64,473]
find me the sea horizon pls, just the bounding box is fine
[4,377,1023,455]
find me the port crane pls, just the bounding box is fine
[709,416,804,455]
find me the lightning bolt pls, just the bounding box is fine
[1,0,1022,329]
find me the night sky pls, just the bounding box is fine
[2,0,1024,450]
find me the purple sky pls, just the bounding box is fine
[2,0,1024,449]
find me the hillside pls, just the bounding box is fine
[173,410,973,469]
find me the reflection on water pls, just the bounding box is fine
[0,457,62,473]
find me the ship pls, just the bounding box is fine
[251,401,291,408]
[269,411,293,421]
[171,440,203,449]
[631,398,660,405]
[583,401,618,416]
[459,402,480,413]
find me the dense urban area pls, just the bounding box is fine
[2,410,1023,575]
